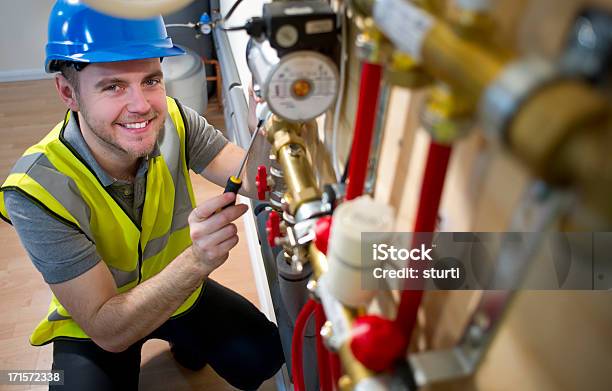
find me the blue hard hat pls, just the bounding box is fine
[45,0,185,73]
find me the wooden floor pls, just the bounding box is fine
[0,79,275,390]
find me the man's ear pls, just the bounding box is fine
[54,74,79,112]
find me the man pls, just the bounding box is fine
[0,1,283,390]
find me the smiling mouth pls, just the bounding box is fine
[117,118,154,132]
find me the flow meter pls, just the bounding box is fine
[246,1,340,122]
[248,40,339,122]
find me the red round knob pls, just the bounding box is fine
[266,210,280,247]
[314,216,332,255]
[350,315,408,372]
[256,165,269,200]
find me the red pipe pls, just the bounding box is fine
[395,141,453,337]
[345,62,383,200]
[315,303,333,391]
[292,299,317,391]
[412,142,452,233]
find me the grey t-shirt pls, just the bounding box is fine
[4,104,228,284]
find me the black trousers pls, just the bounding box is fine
[49,279,284,390]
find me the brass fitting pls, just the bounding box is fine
[370,0,612,222]
[308,244,374,387]
[266,115,303,151]
[384,51,433,89]
[266,115,322,215]
[413,0,446,16]
[445,1,513,62]
[508,80,612,219]
[355,18,390,64]
[419,3,494,143]
[422,21,505,104]
[339,375,353,391]
[508,81,608,178]
[308,243,328,278]
[446,3,495,43]
[421,83,476,143]
[338,332,373,386]
[371,0,506,105]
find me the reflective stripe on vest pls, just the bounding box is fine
[0,97,201,346]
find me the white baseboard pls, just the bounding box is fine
[0,68,53,82]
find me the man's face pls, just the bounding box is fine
[73,59,167,160]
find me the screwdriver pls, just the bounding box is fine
[220,119,263,210]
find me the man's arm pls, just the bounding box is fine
[53,193,246,352]
[50,244,206,352]
[7,190,246,352]
[182,94,270,200]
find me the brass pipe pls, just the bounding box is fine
[508,80,609,178]
[308,244,374,387]
[267,115,322,215]
[413,0,446,17]
[337,323,373,388]
[422,22,504,105]
[561,118,612,223]
[446,2,495,44]
[420,1,497,143]
[308,242,328,279]
[369,1,506,103]
[509,80,612,219]
[371,1,612,221]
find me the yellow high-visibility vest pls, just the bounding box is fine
[0,97,201,346]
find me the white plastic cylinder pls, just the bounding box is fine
[161,45,208,114]
[326,196,395,308]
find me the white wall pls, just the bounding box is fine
[0,0,263,83]
[0,0,55,81]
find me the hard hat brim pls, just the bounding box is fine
[46,44,186,73]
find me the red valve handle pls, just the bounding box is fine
[266,210,280,247]
[314,215,332,255]
[350,315,408,372]
[256,165,269,200]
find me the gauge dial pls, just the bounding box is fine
[275,25,299,48]
[264,51,339,122]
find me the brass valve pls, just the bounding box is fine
[266,115,322,216]
[355,17,390,64]
[508,80,612,220]
[308,244,375,390]
[446,2,495,43]
[421,83,476,143]
[385,51,433,89]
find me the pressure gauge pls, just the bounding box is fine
[263,51,339,122]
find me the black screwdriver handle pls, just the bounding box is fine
[217,176,242,212]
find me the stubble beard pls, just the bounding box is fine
[80,103,163,160]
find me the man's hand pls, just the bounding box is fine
[188,192,248,274]
[200,82,271,199]
[47,193,247,353]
